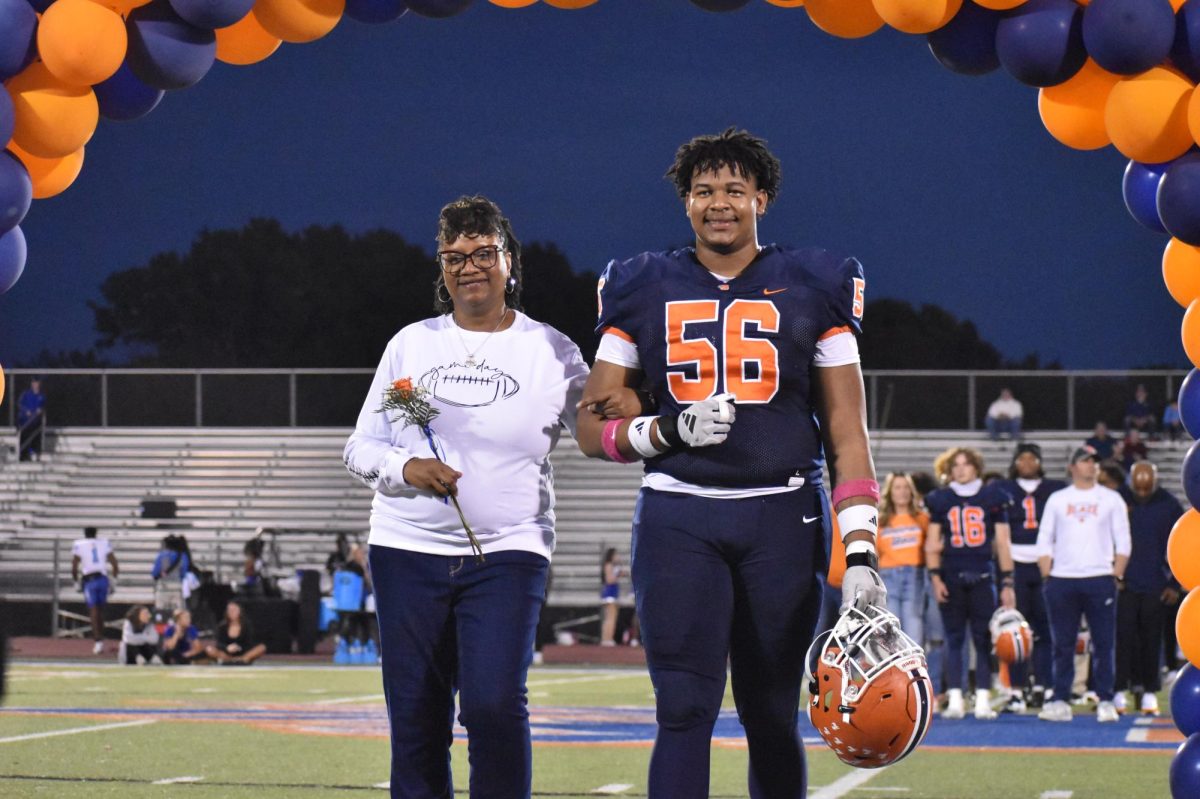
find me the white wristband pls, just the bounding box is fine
[626,416,662,459]
[845,539,877,558]
[836,504,878,542]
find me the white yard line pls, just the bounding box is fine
[809,767,885,799]
[152,776,204,785]
[0,718,156,744]
[591,784,634,795]
[374,781,391,789]
[1039,792,1074,799]
[313,693,386,706]
[526,673,644,688]
[1125,728,1150,743]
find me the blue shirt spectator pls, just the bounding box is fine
[1125,384,1156,434]
[1164,401,1185,442]
[1085,421,1117,461]
[17,378,45,427]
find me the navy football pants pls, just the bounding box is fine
[1045,575,1118,703]
[632,487,824,799]
[1009,561,1054,690]
[938,570,996,692]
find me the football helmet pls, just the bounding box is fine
[806,604,934,769]
[990,607,1033,665]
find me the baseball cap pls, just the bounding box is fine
[1069,445,1099,465]
[1013,442,1042,461]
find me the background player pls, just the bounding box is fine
[576,128,884,799]
[926,447,1015,720]
[995,443,1064,711]
[71,526,119,655]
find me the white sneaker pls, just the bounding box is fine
[1112,692,1127,713]
[1003,693,1027,714]
[149,655,163,666]
[974,689,997,720]
[1141,693,1160,716]
[943,689,965,719]
[1080,690,1100,706]
[92,641,104,655]
[1097,701,1119,722]
[1039,700,1073,722]
[135,654,146,666]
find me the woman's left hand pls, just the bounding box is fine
[577,387,646,419]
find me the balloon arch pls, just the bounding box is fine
[4,0,1200,790]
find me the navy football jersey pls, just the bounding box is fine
[995,479,1067,548]
[925,483,1012,571]
[595,244,865,488]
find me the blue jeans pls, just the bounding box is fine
[881,565,925,644]
[985,416,1021,440]
[1045,575,1118,702]
[922,571,945,693]
[369,546,548,799]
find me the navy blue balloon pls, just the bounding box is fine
[1160,152,1200,247]
[127,1,217,91]
[0,0,37,81]
[1174,0,1200,83]
[168,0,255,31]
[94,62,166,122]
[1124,160,1170,234]
[405,0,471,17]
[24,0,51,11]
[1183,440,1200,508]
[1180,369,1200,439]
[927,1,1001,76]
[0,153,30,237]
[1083,0,1176,76]
[0,225,26,295]
[996,0,1087,87]
[0,85,13,150]
[1172,733,1200,799]
[345,0,408,24]
[1174,664,1200,737]
[690,0,753,10]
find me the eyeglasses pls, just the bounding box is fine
[437,245,504,275]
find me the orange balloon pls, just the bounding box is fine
[95,0,153,14]
[872,0,960,34]
[1183,297,1200,368]
[543,0,599,6]
[1105,67,1194,164]
[7,142,85,199]
[38,0,127,86]
[1186,85,1200,150]
[1038,59,1119,150]
[765,0,805,6]
[976,0,1025,7]
[1178,587,1200,667]
[1164,239,1200,309]
[216,10,283,66]
[1170,510,1200,591]
[489,0,539,5]
[6,63,98,160]
[806,0,883,38]
[253,0,344,44]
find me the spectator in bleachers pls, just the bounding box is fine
[325,532,353,576]
[1086,422,1118,462]
[161,609,205,665]
[1121,428,1149,471]
[71,526,119,655]
[1163,399,1185,443]
[600,548,624,647]
[205,600,266,665]
[1097,460,1126,492]
[1115,462,1182,716]
[151,534,191,611]
[119,606,160,665]
[16,376,45,461]
[1124,384,1157,437]
[985,388,1023,441]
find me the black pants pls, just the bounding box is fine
[123,643,157,665]
[1116,590,1165,692]
[938,571,996,692]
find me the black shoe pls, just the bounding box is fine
[1027,686,1046,709]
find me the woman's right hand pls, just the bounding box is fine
[931,576,949,604]
[402,458,463,498]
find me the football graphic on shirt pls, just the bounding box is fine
[419,362,520,408]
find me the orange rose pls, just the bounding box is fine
[392,378,413,394]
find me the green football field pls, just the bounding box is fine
[0,662,1176,798]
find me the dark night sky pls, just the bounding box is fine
[0,1,1185,368]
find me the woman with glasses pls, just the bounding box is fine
[344,195,642,799]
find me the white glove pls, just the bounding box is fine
[675,393,736,447]
[840,565,887,613]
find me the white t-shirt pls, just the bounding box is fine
[72,538,112,577]
[344,312,588,560]
[987,397,1023,419]
[1036,484,1131,578]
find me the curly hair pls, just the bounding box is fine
[933,447,985,484]
[665,128,782,203]
[433,195,523,314]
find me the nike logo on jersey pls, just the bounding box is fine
[802,515,820,524]
[763,288,787,296]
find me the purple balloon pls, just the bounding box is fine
[0,0,37,80]
[1183,439,1200,509]
[1174,0,1200,83]
[94,61,166,122]
[404,0,471,17]
[927,1,1002,76]
[24,0,51,11]
[0,153,30,236]
[1172,734,1200,799]
[0,84,13,147]
[1181,369,1200,439]
[126,0,217,91]
[690,0,753,10]
[168,0,255,30]
[1174,664,1200,738]
[996,0,1087,87]
[345,0,408,24]
[1123,160,1170,234]
[1083,0,1175,76]
[0,225,26,295]
[1159,151,1200,246]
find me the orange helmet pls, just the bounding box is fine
[805,605,934,769]
[989,607,1033,665]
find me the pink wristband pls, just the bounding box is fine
[601,419,636,464]
[832,479,880,506]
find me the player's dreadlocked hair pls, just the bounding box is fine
[433,195,523,314]
[666,128,782,203]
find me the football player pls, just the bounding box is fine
[925,447,1015,720]
[994,443,1064,710]
[576,129,883,799]
[71,526,119,655]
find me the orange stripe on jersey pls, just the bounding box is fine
[602,326,634,343]
[818,325,852,341]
